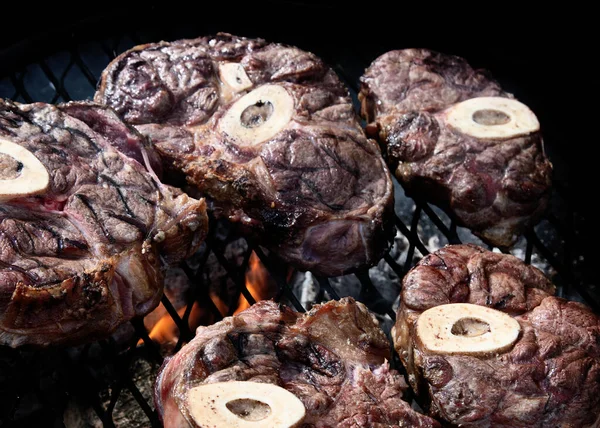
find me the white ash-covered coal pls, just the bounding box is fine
[289,182,556,337]
[64,354,158,428]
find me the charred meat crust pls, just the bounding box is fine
[0,99,208,347]
[96,33,395,277]
[360,49,552,248]
[393,244,600,427]
[155,298,440,427]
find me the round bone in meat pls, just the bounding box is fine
[0,99,208,347]
[219,62,254,94]
[445,97,540,139]
[187,381,306,428]
[219,84,294,146]
[0,138,50,202]
[416,303,521,355]
[359,49,552,248]
[155,298,440,427]
[95,33,395,277]
[393,245,600,427]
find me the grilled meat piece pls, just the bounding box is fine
[95,33,394,277]
[393,244,600,427]
[360,49,552,247]
[60,101,164,177]
[155,298,440,427]
[0,99,208,347]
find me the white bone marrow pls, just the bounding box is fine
[416,303,521,355]
[0,138,50,202]
[445,97,540,139]
[219,84,294,147]
[186,381,306,427]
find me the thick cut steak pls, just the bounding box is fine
[155,298,439,427]
[393,244,600,427]
[95,33,394,277]
[0,99,208,347]
[360,49,552,247]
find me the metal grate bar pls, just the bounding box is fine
[355,271,396,319]
[180,248,212,327]
[131,319,164,364]
[228,245,257,316]
[384,253,406,278]
[160,295,193,342]
[123,378,161,427]
[105,382,122,419]
[174,257,215,354]
[38,59,72,102]
[72,47,100,88]
[403,206,424,273]
[315,275,341,300]
[209,241,255,312]
[450,221,458,236]
[525,236,534,265]
[395,215,429,257]
[419,202,462,245]
[9,73,34,103]
[527,230,599,312]
[102,336,160,425]
[252,246,306,313]
[180,260,224,322]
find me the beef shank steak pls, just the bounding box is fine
[360,49,552,248]
[95,33,394,277]
[155,298,439,427]
[0,99,208,347]
[393,244,600,427]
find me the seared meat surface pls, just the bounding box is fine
[95,33,394,277]
[155,298,439,427]
[360,49,552,247]
[394,244,600,427]
[0,99,207,347]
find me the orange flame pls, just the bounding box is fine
[149,302,201,344]
[146,304,185,346]
[141,301,210,349]
[235,251,275,314]
[211,293,229,318]
[140,251,275,349]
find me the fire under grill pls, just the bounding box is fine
[0,29,596,428]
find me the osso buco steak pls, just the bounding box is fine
[394,244,600,427]
[360,49,552,248]
[95,33,394,277]
[0,99,207,347]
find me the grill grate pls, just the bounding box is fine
[0,30,595,427]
